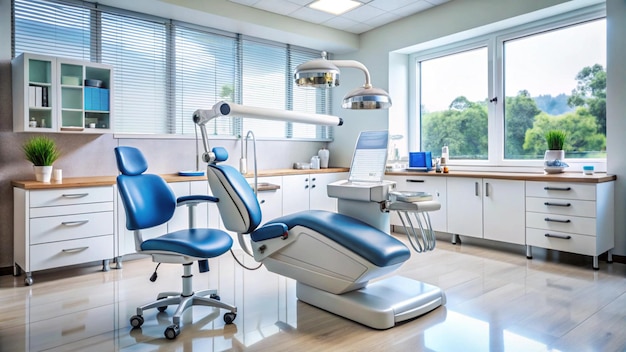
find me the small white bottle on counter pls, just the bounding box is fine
[310,155,320,169]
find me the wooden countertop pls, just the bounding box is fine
[12,168,614,189]
[12,167,350,190]
[386,170,616,183]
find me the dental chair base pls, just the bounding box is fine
[297,276,445,330]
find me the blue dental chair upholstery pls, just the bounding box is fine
[115,146,237,340]
[205,147,446,329]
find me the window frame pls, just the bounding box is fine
[408,4,606,170]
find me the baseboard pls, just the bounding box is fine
[0,266,14,276]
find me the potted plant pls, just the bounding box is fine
[544,130,568,173]
[23,136,60,182]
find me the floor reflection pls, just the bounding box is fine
[1,238,625,351]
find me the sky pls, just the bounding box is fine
[420,19,606,112]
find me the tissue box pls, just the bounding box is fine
[409,151,433,170]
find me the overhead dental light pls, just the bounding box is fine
[294,51,392,110]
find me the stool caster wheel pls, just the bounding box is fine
[164,324,180,340]
[157,297,167,312]
[224,312,236,324]
[130,315,144,328]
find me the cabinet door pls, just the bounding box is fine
[483,179,525,244]
[447,177,483,238]
[250,176,282,225]
[282,175,312,215]
[387,175,447,232]
[310,172,348,212]
[12,53,57,132]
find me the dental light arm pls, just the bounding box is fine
[332,60,372,89]
[193,101,343,163]
[294,52,392,109]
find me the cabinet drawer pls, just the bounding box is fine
[29,235,113,271]
[30,211,114,244]
[526,228,597,256]
[30,187,113,207]
[526,197,596,217]
[30,201,113,218]
[526,212,596,236]
[525,181,595,201]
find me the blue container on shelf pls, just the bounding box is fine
[408,151,433,171]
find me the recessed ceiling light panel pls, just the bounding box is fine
[308,0,362,16]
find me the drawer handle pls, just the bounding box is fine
[62,193,89,198]
[544,217,571,223]
[62,220,89,226]
[545,233,572,240]
[544,202,571,207]
[543,186,571,191]
[259,199,265,204]
[62,246,89,253]
[406,179,425,183]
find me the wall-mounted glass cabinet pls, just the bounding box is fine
[12,53,114,133]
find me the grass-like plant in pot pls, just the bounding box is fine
[545,130,566,150]
[23,136,60,182]
[544,130,568,172]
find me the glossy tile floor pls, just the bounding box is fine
[1,234,625,351]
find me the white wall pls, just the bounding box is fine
[606,0,626,256]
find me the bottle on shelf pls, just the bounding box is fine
[441,145,449,173]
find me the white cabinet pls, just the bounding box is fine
[525,181,614,269]
[12,53,113,133]
[447,178,525,245]
[386,175,447,232]
[247,176,283,225]
[447,178,483,238]
[282,172,347,215]
[483,179,526,244]
[14,186,116,285]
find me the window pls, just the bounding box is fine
[13,0,332,140]
[411,7,606,165]
[419,47,488,160]
[503,19,606,160]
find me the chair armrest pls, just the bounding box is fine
[177,195,219,207]
[250,223,288,242]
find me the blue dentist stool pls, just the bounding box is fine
[114,146,237,339]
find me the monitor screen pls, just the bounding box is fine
[348,130,389,183]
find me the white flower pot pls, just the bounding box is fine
[544,150,566,174]
[34,165,53,183]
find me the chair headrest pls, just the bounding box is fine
[212,147,228,162]
[115,146,148,175]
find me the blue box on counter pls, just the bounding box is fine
[408,151,433,171]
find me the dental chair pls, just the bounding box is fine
[206,146,445,329]
[115,146,237,340]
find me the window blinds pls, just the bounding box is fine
[13,0,332,140]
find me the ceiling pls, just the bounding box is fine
[227,0,450,34]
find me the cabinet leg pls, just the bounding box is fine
[13,263,22,276]
[451,234,459,245]
[102,259,110,272]
[607,249,613,263]
[593,256,599,270]
[526,245,533,259]
[115,256,123,269]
